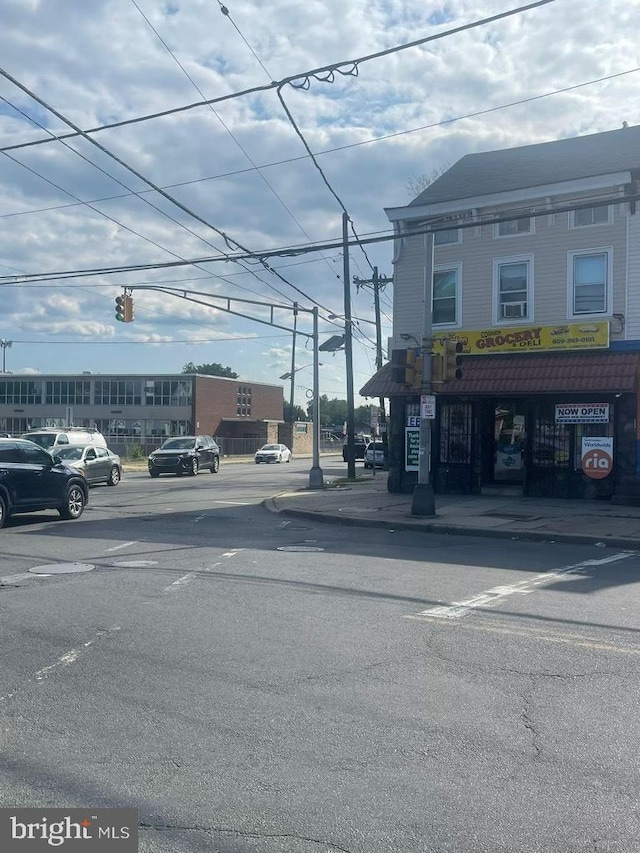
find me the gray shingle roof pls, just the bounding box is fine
[409,125,640,207]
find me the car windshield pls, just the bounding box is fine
[260,445,280,451]
[160,438,195,450]
[55,446,84,460]
[22,433,55,449]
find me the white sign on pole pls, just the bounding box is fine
[420,394,436,420]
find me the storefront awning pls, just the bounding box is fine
[360,351,640,397]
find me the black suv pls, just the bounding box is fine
[0,438,89,529]
[342,435,371,462]
[148,435,220,477]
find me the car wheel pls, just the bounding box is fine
[278,454,282,463]
[149,469,160,478]
[190,457,199,476]
[211,456,219,473]
[255,459,260,464]
[58,484,86,520]
[0,494,7,529]
[107,466,121,486]
[286,456,291,463]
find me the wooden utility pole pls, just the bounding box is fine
[353,267,392,452]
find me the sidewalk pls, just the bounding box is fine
[266,473,640,548]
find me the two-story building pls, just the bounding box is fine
[361,125,640,501]
[0,372,289,457]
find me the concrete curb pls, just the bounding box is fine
[264,497,640,550]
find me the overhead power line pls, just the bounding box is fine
[4,64,637,224]
[0,68,335,314]
[1,0,557,154]
[3,188,637,286]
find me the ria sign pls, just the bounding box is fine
[581,437,613,479]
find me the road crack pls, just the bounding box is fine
[139,822,352,851]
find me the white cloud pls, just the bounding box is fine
[1,0,638,401]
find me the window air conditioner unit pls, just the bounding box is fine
[503,302,526,319]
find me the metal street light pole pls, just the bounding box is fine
[308,306,323,489]
[289,303,298,420]
[0,339,12,373]
[342,212,356,480]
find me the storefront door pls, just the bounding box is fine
[492,403,526,484]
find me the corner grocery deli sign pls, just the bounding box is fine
[555,403,610,424]
[432,321,609,355]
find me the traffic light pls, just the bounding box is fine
[391,348,423,386]
[124,295,134,323]
[115,295,126,322]
[443,339,464,380]
[431,352,444,383]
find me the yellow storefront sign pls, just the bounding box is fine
[432,321,609,355]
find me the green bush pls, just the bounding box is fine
[128,444,145,459]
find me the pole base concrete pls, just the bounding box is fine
[308,466,324,490]
[411,482,436,517]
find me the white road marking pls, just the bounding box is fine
[163,572,196,593]
[194,515,206,523]
[35,626,121,681]
[214,500,251,506]
[418,552,635,620]
[104,541,136,552]
[0,572,51,583]
[162,550,242,592]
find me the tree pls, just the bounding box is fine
[182,362,238,378]
[284,402,308,422]
[406,163,451,200]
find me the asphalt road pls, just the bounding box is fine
[1,455,640,852]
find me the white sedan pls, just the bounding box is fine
[255,443,292,464]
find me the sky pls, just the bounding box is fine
[1,0,639,408]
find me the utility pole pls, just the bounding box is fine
[354,267,392,452]
[411,233,436,517]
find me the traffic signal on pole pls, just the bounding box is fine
[443,339,464,380]
[115,295,126,322]
[124,295,134,323]
[392,348,423,385]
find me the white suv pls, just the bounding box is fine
[20,427,107,452]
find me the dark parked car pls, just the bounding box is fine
[148,435,220,477]
[55,444,122,487]
[0,438,89,529]
[342,435,371,462]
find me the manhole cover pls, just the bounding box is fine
[110,560,158,568]
[277,546,325,552]
[29,563,95,575]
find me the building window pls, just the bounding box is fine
[568,249,611,316]
[570,205,611,228]
[236,386,252,417]
[0,380,41,404]
[95,380,142,406]
[434,228,460,245]
[45,380,90,405]
[494,256,532,322]
[433,265,460,325]
[144,380,191,406]
[495,217,532,238]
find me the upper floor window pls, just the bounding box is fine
[45,380,90,406]
[494,256,532,322]
[432,265,460,325]
[570,205,611,228]
[495,217,532,238]
[434,228,460,246]
[568,249,611,316]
